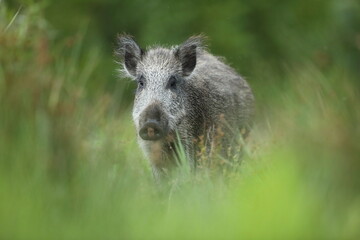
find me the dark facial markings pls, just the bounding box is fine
[137,76,145,91]
[136,75,182,94]
[166,76,178,91]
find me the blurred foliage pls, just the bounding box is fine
[7,0,360,105]
[1,0,360,239]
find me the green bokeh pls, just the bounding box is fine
[1,0,360,239]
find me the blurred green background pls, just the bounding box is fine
[1,0,360,239]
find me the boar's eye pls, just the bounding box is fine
[137,76,145,90]
[167,76,177,90]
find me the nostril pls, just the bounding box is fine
[139,121,164,141]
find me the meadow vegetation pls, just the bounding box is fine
[1,1,360,239]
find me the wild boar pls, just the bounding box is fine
[116,35,254,179]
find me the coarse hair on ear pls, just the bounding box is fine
[115,33,144,78]
[175,34,206,77]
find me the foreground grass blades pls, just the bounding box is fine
[1,3,359,239]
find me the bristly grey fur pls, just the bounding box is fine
[116,34,255,180]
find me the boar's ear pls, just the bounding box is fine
[175,35,205,77]
[116,34,144,77]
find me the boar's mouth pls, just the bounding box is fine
[164,135,178,160]
[164,132,183,160]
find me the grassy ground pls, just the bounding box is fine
[1,3,360,239]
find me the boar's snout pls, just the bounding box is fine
[139,121,164,141]
[139,104,168,141]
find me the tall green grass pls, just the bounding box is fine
[1,3,359,239]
